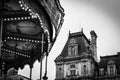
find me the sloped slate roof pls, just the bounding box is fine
[99,53,120,68]
[55,31,90,62]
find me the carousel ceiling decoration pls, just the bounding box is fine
[0,0,64,71]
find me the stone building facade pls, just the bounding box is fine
[54,30,98,80]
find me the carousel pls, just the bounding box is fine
[0,0,64,80]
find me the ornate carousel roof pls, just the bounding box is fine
[0,0,64,72]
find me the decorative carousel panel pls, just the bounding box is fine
[1,51,15,60]
[4,0,21,11]
[4,19,43,36]
[41,0,65,36]
[6,40,36,51]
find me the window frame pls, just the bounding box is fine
[68,44,78,57]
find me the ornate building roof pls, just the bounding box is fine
[99,52,120,68]
[55,31,93,62]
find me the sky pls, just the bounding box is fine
[18,0,120,80]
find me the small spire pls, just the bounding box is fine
[81,28,83,32]
[69,30,70,35]
[68,30,71,37]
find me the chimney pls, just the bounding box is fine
[90,30,97,45]
[90,30,98,61]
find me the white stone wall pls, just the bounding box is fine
[56,62,64,79]
[63,59,95,78]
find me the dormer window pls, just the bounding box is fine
[68,38,78,57]
[68,45,78,56]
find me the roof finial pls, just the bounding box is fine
[69,30,70,34]
[81,28,83,32]
[68,30,70,36]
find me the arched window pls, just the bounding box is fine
[110,66,114,75]
[69,64,76,76]
[107,60,116,75]
[99,68,104,76]
[83,65,87,74]
[70,70,76,76]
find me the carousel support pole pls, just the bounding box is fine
[29,47,34,80]
[40,59,42,80]
[43,52,48,80]
[40,34,44,80]
[0,0,4,58]
[30,66,33,80]
[0,16,4,77]
[0,0,4,77]
[0,17,3,58]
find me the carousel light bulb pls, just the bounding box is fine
[20,4,23,7]
[14,18,17,20]
[7,37,9,39]
[21,17,24,20]
[18,17,20,20]
[22,7,25,10]
[38,17,41,20]
[32,40,34,42]
[28,17,31,19]
[26,7,28,10]
[34,15,36,18]
[31,15,34,18]
[19,1,22,4]
[41,25,44,28]
[4,18,6,21]
[17,38,19,40]
[7,18,10,21]
[26,39,28,41]
[8,50,10,52]
[30,13,32,16]
[25,17,27,19]
[29,9,31,12]
[11,18,13,20]
[36,13,39,16]
[25,8,27,11]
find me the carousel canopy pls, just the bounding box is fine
[0,0,64,72]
